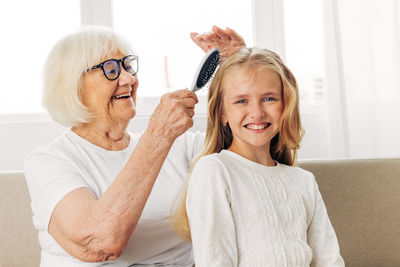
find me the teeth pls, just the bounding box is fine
[246,124,268,130]
[112,93,131,99]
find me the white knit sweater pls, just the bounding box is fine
[186,150,345,267]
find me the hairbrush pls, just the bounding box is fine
[191,48,220,92]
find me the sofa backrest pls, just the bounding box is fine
[1,159,399,267]
[0,171,40,267]
[299,158,400,267]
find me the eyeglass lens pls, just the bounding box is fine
[102,56,138,80]
[103,60,120,80]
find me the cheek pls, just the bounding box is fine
[131,77,139,103]
[81,75,115,107]
[274,101,284,117]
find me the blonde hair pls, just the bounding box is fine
[42,25,134,127]
[170,47,304,240]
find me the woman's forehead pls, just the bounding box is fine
[98,50,126,62]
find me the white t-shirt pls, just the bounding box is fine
[24,130,204,267]
[186,150,345,267]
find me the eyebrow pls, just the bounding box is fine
[230,92,281,101]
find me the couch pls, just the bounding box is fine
[1,158,399,267]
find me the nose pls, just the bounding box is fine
[118,68,136,87]
[248,102,265,119]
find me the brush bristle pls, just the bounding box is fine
[196,50,220,88]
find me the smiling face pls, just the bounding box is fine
[80,53,139,126]
[221,65,283,159]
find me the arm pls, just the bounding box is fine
[186,157,238,267]
[44,90,198,262]
[308,179,345,267]
[191,25,246,60]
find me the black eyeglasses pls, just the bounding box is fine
[86,55,139,81]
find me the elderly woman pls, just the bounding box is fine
[24,25,245,267]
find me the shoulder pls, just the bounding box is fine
[24,132,74,168]
[190,153,229,186]
[188,153,231,200]
[281,164,318,200]
[193,152,228,172]
[23,131,90,183]
[281,164,316,186]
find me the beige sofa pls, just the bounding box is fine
[1,158,399,267]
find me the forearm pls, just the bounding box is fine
[67,129,174,261]
[97,127,174,223]
[50,89,196,262]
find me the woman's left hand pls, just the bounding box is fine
[190,25,246,60]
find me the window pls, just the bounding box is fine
[283,0,325,110]
[0,0,80,114]
[113,0,253,98]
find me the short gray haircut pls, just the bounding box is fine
[42,25,134,127]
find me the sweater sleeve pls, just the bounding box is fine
[186,156,238,267]
[308,178,345,267]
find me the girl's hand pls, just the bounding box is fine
[190,25,246,60]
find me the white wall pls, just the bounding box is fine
[0,109,327,171]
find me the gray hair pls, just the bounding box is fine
[42,25,134,127]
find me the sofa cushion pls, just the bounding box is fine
[0,171,40,267]
[1,158,399,267]
[299,158,400,267]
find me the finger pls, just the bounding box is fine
[212,25,231,41]
[185,107,195,118]
[190,32,198,40]
[172,89,198,103]
[190,32,209,52]
[195,31,214,41]
[226,27,246,44]
[205,33,220,42]
[181,89,199,104]
[181,97,197,109]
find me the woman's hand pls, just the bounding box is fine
[190,25,246,60]
[147,89,198,144]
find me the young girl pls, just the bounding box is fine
[171,47,345,266]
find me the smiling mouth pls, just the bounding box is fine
[244,123,271,130]
[111,93,131,100]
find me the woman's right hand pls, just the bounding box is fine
[147,89,198,144]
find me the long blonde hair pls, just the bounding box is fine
[170,47,304,240]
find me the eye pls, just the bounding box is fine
[235,99,247,104]
[264,97,275,102]
[107,69,117,75]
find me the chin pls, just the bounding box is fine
[126,109,136,120]
[117,108,136,122]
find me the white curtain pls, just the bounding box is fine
[323,0,400,158]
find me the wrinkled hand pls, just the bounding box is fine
[148,89,198,144]
[190,25,246,60]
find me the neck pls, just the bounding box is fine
[72,119,130,151]
[228,142,276,166]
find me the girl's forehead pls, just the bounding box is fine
[222,65,282,91]
[227,64,277,76]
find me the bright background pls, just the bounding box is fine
[1,0,399,170]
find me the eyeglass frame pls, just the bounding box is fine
[86,55,139,81]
